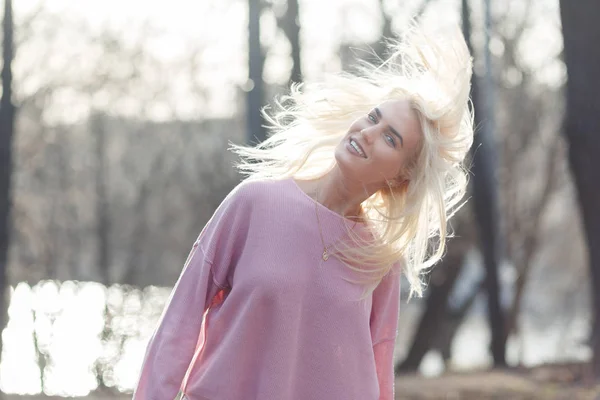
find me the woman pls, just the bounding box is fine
[134,22,474,400]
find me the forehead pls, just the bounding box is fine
[377,99,417,124]
[377,99,421,142]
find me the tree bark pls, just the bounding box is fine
[91,113,110,286]
[559,0,600,378]
[503,137,562,344]
[396,223,472,372]
[462,0,506,366]
[376,0,394,59]
[0,1,14,398]
[280,0,302,84]
[91,113,111,390]
[247,0,266,144]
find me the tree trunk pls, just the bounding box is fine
[91,113,111,390]
[247,0,266,144]
[559,0,600,378]
[437,280,482,363]
[504,136,561,344]
[281,0,301,84]
[396,227,472,372]
[462,0,506,366]
[122,155,164,285]
[372,0,394,60]
[0,1,14,398]
[92,113,110,286]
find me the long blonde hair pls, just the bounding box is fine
[231,22,474,298]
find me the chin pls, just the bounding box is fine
[333,152,365,181]
[333,145,354,170]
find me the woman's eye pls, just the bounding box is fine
[385,134,396,147]
[368,113,377,123]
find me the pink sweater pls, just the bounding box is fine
[133,178,401,400]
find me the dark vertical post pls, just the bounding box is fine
[0,1,14,397]
[462,0,506,366]
[247,0,266,144]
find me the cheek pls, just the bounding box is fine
[378,151,406,178]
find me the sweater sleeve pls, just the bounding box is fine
[133,185,249,400]
[370,264,401,400]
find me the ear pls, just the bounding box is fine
[386,177,407,190]
[392,175,409,187]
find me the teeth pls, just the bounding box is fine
[350,139,365,157]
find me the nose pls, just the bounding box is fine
[360,126,377,144]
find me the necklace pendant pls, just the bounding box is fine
[322,249,329,261]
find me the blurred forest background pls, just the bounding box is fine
[0,0,599,399]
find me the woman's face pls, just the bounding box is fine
[334,99,422,188]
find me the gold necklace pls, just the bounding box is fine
[314,186,335,261]
[314,185,363,261]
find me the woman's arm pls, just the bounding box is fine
[133,184,250,400]
[133,241,226,400]
[370,265,401,400]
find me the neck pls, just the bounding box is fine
[316,167,379,219]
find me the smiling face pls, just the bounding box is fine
[334,99,422,189]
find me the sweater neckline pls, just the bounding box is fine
[286,178,367,228]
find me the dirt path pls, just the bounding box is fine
[5,364,600,400]
[395,364,600,400]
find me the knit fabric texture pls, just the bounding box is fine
[133,178,401,400]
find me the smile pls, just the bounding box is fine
[349,138,367,158]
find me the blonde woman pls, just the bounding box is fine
[134,22,474,400]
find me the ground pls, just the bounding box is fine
[395,363,600,399]
[5,363,600,399]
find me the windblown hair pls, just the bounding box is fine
[231,22,474,299]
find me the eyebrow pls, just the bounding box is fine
[375,107,404,147]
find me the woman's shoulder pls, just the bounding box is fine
[224,178,295,209]
[205,179,291,229]
[230,177,291,197]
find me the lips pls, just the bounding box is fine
[349,137,367,158]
